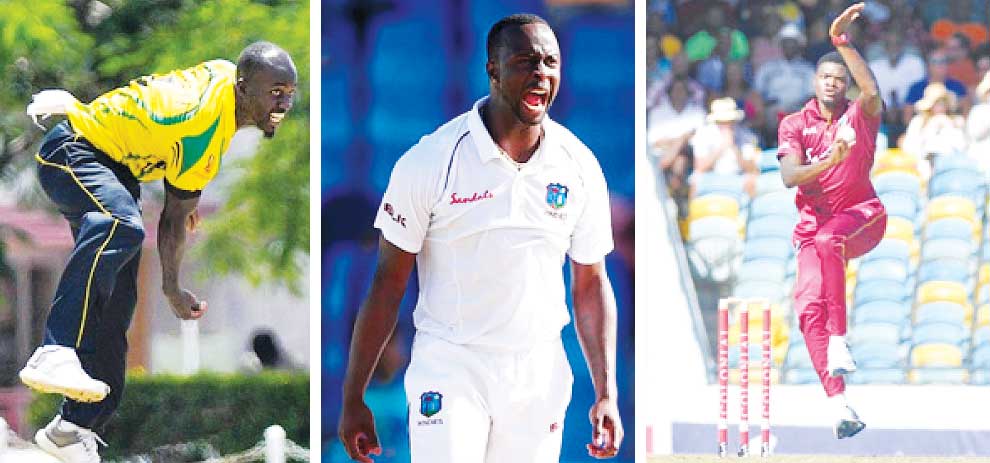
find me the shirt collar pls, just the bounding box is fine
[467,97,560,167]
[803,97,849,123]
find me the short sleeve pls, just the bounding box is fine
[373,151,433,254]
[569,155,614,264]
[848,97,881,136]
[776,116,803,162]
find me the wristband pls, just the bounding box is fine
[831,33,850,47]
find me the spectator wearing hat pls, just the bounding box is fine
[753,23,815,138]
[902,82,967,180]
[690,97,761,197]
[904,49,969,123]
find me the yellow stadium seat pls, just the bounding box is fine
[873,149,920,176]
[927,196,978,226]
[916,280,969,306]
[980,264,990,286]
[688,194,739,222]
[977,304,990,327]
[884,216,916,245]
[911,343,963,367]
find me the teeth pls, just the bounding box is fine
[270,113,285,123]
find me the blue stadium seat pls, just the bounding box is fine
[970,370,990,385]
[914,301,968,326]
[749,191,797,220]
[736,258,787,284]
[758,148,780,173]
[848,368,907,384]
[879,192,919,221]
[924,217,975,242]
[917,259,971,285]
[861,239,911,265]
[930,168,985,206]
[853,300,911,326]
[854,279,910,306]
[971,343,990,368]
[755,171,785,196]
[851,322,903,345]
[911,321,969,346]
[784,368,820,384]
[742,237,792,262]
[784,343,812,369]
[933,154,979,174]
[922,238,975,262]
[874,171,922,196]
[909,368,969,384]
[852,342,902,369]
[974,326,990,345]
[695,173,747,203]
[857,258,909,283]
[747,215,796,241]
[733,280,787,304]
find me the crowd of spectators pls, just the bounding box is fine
[648,0,990,219]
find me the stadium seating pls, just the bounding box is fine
[854,300,911,326]
[910,343,964,367]
[848,368,907,384]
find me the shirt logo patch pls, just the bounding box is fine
[383,203,407,228]
[450,190,493,205]
[546,183,569,209]
[420,391,443,418]
[802,126,817,135]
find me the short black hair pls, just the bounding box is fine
[486,13,549,62]
[237,41,294,82]
[816,51,846,70]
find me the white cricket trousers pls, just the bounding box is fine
[405,332,573,463]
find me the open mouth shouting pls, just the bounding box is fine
[521,87,549,121]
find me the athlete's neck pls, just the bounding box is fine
[817,98,845,121]
[234,95,251,128]
[481,98,542,163]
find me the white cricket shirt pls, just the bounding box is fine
[374,97,614,349]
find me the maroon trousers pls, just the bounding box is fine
[793,197,886,396]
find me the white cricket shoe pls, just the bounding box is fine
[35,416,106,463]
[834,406,866,439]
[826,336,857,377]
[19,346,110,403]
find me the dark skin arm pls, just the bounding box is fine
[158,186,206,320]
[830,2,883,117]
[572,260,623,459]
[339,237,416,462]
[779,139,851,188]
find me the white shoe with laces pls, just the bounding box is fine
[35,415,106,463]
[826,336,857,377]
[19,345,110,403]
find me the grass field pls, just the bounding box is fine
[648,456,990,463]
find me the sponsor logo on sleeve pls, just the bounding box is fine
[383,202,407,228]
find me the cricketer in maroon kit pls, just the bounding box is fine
[776,3,883,439]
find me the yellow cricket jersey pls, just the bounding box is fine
[66,59,237,192]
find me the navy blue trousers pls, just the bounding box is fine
[36,121,144,431]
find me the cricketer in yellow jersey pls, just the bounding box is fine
[18,41,296,463]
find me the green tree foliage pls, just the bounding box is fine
[0,0,310,290]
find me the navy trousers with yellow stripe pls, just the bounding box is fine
[37,121,144,431]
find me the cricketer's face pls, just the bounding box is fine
[490,22,561,126]
[239,64,297,138]
[814,62,849,109]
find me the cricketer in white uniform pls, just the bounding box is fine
[339,13,624,463]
